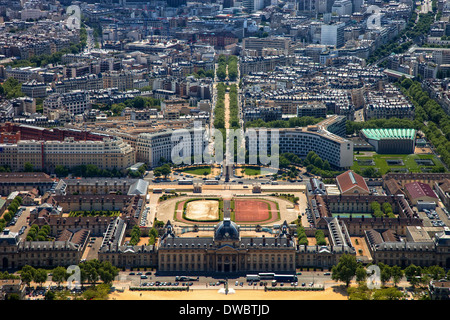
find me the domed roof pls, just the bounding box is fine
[214,218,240,240]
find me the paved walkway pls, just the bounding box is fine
[223,198,231,219]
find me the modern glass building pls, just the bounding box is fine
[361,128,416,154]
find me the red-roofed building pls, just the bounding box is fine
[336,170,370,195]
[404,181,439,205]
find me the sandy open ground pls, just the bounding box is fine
[185,200,219,221]
[109,287,348,300]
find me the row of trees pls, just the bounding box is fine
[345,117,418,135]
[20,265,49,288]
[26,224,51,242]
[367,8,436,64]
[397,78,450,169]
[54,164,125,178]
[245,116,322,129]
[127,163,147,178]
[0,271,20,280]
[213,82,226,129]
[148,227,158,245]
[216,55,238,81]
[228,84,239,129]
[297,224,308,246]
[129,225,141,246]
[370,201,395,218]
[279,153,302,181]
[216,54,228,81]
[38,260,120,289]
[213,82,227,152]
[68,211,120,218]
[226,55,238,81]
[332,254,450,298]
[315,230,327,246]
[0,196,23,233]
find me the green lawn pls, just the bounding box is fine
[178,166,211,176]
[351,153,446,175]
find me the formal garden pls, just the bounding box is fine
[351,153,446,177]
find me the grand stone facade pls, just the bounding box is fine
[157,219,297,274]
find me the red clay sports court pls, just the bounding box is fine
[234,199,272,222]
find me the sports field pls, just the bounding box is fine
[185,200,219,221]
[233,199,277,223]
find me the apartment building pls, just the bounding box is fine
[243,106,283,124]
[21,80,47,98]
[103,70,144,91]
[43,91,91,116]
[0,137,135,172]
[247,116,353,168]
[240,55,295,75]
[297,103,327,118]
[242,37,292,56]
[321,23,346,48]
[136,128,208,168]
[4,66,44,83]
[53,74,104,93]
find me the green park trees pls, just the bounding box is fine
[245,116,322,129]
[331,254,358,287]
[148,227,158,245]
[216,55,238,81]
[1,196,22,232]
[129,225,141,246]
[20,266,48,287]
[0,77,24,99]
[227,55,238,81]
[397,78,450,169]
[153,163,172,179]
[109,96,161,116]
[303,151,341,178]
[297,224,308,246]
[315,230,327,246]
[78,260,119,286]
[370,201,395,218]
[228,84,239,129]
